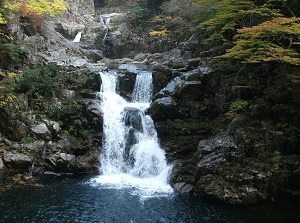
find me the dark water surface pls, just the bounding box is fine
[1,174,300,223]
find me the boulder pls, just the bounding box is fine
[3,151,32,169]
[31,120,60,140]
[82,99,103,117]
[59,153,76,162]
[148,97,179,121]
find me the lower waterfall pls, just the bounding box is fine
[90,70,172,197]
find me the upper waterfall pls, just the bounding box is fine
[73,32,82,43]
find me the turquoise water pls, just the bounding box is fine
[1,174,299,223]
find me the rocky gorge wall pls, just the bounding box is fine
[1,0,300,206]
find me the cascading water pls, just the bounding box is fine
[72,31,82,43]
[100,16,111,57]
[132,71,153,103]
[91,69,172,197]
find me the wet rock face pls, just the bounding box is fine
[123,107,143,132]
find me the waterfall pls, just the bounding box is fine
[100,16,111,57]
[73,32,82,43]
[132,71,153,103]
[92,70,172,196]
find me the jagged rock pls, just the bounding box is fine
[3,151,32,169]
[44,154,59,171]
[62,89,76,102]
[59,153,76,162]
[196,131,237,157]
[153,77,183,101]
[196,174,258,205]
[181,69,204,81]
[81,49,103,62]
[82,99,103,117]
[54,22,85,40]
[152,64,173,94]
[25,140,46,152]
[31,121,60,140]
[57,139,72,151]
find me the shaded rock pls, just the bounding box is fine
[148,97,179,121]
[74,151,99,172]
[82,99,103,117]
[173,182,194,193]
[57,139,72,151]
[31,123,49,140]
[169,160,196,193]
[196,175,258,205]
[187,58,201,68]
[31,121,60,140]
[24,140,46,152]
[54,21,85,40]
[181,69,204,81]
[0,157,4,169]
[123,107,143,132]
[196,131,237,157]
[0,108,28,141]
[152,64,173,94]
[81,49,103,62]
[44,155,58,171]
[153,77,183,100]
[62,89,76,102]
[59,153,76,162]
[3,151,32,169]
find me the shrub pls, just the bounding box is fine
[0,43,29,70]
[16,64,59,99]
[229,99,249,113]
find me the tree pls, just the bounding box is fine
[4,0,67,18]
[0,0,7,24]
[3,0,67,33]
[220,16,300,65]
[195,0,280,46]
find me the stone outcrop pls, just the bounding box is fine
[159,112,300,205]
[3,151,33,169]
